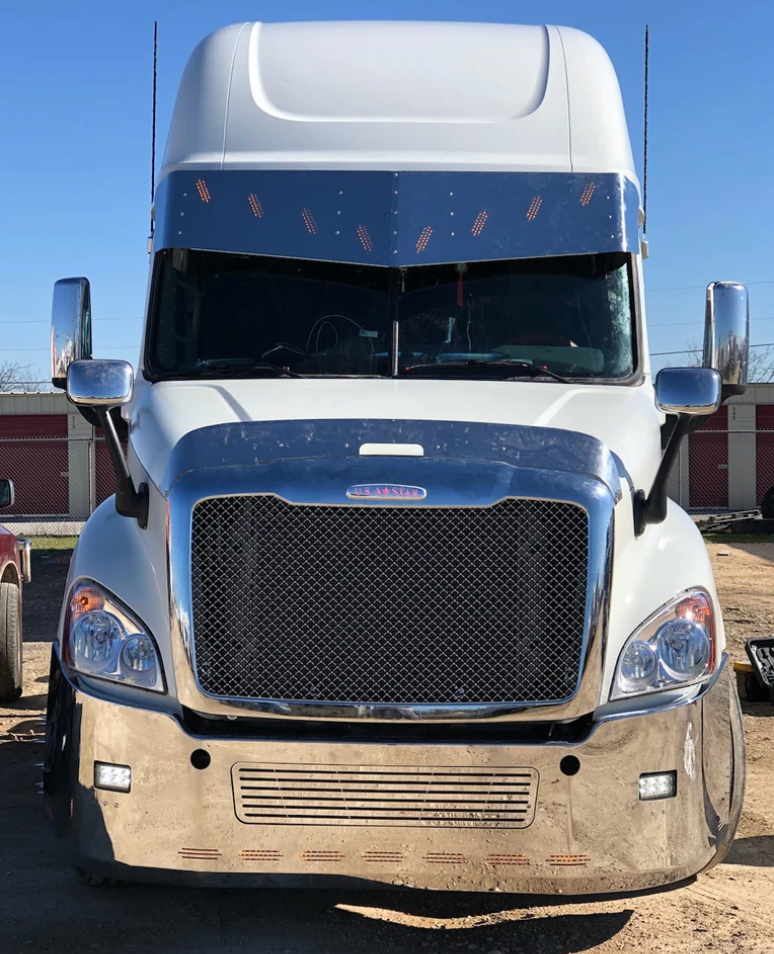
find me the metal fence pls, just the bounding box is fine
[0,426,772,529]
[0,435,118,524]
[668,427,774,514]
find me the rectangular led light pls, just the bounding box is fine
[94,761,132,794]
[639,771,677,801]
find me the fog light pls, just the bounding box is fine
[638,771,676,800]
[94,761,132,793]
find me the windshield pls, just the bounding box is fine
[147,250,636,380]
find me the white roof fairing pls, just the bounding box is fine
[160,20,638,190]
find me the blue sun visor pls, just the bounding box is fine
[154,170,640,266]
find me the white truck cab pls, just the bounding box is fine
[44,21,749,892]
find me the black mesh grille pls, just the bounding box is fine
[191,496,589,705]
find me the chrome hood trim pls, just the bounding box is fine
[166,419,616,722]
[162,418,623,502]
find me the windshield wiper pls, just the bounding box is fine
[185,358,305,379]
[499,361,570,383]
[402,359,569,384]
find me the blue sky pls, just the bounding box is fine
[1,0,772,384]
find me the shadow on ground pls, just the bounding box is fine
[725,835,774,868]
[23,547,71,643]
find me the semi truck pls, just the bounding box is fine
[44,20,749,892]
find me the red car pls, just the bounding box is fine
[0,479,31,702]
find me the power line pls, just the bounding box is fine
[648,279,774,293]
[0,318,143,325]
[650,315,774,328]
[1,346,139,353]
[652,342,774,356]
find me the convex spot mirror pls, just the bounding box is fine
[703,281,749,400]
[51,277,92,389]
[66,359,134,408]
[655,367,721,418]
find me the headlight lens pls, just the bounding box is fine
[65,582,165,692]
[611,590,715,700]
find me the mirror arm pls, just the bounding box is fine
[94,408,148,530]
[634,415,690,536]
[721,382,746,403]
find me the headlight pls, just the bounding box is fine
[64,582,165,692]
[611,589,715,700]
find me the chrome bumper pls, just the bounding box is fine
[44,654,744,894]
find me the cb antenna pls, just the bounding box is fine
[148,20,158,253]
[642,24,649,240]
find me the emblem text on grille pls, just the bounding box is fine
[346,483,427,500]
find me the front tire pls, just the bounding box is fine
[0,580,22,702]
[702,678,747,871]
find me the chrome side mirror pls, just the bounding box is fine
[0,478,14,510]
[703,281,749,399]
[655,367,722,418]
[51,277,93,389]
[66,359,133,408]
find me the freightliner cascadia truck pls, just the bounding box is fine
[44,21,749,892]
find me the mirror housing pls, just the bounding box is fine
[0,479,15,510]
[703,281,749,401]
[655,367,722,417]
[66,359,133,408]
[51,277,92,390]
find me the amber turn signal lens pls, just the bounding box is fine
[71,586,105,617]
[676,594,711,626]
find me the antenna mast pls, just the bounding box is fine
[148,21,158,252]
[643,24,649,237]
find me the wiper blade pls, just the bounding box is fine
[189,359,305,379]
[402,359,569,383]
[498,361,570,384]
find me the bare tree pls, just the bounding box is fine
[0,361,35,393]
[748,346,774,383]
[665,341,774,383]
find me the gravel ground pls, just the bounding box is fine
[0,543,772,954]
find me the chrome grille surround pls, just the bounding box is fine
[165,419,616,722]
[191,495,588,706]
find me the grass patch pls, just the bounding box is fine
[704,533,774,544]
[27,535,78,551]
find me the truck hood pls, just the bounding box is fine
[128,378,661,494]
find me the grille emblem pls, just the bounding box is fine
[346,483,427,500]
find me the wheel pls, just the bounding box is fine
[0,580,22,702]
[73,865,118,887]
[761,484,774,519]
[702,678,747,871]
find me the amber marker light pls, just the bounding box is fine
[416,226,433,253]
[195,178,211,203]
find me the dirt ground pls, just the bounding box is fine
[0,542,772,954]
